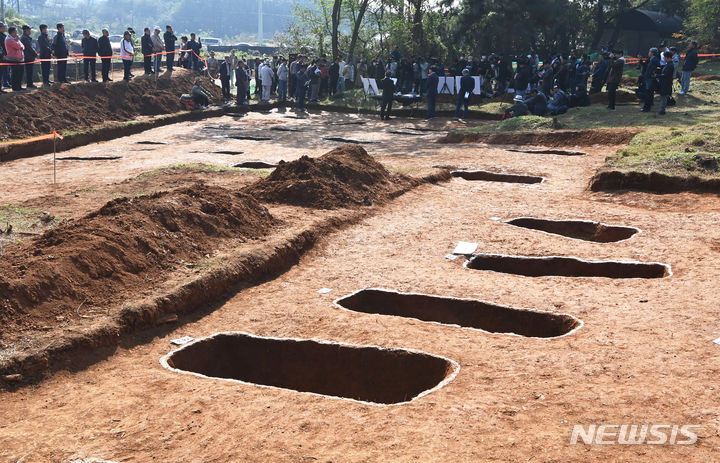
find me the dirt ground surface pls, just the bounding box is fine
[1,110,720,462]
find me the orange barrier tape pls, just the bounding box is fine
[1,131,62,146]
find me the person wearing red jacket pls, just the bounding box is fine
[4,27,25,91]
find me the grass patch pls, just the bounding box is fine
[0,203,57,235]
[460,115,559,134]
[606,122,720,176]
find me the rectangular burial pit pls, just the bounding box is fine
[504,217,639,243]
[161,332,458,405]
[335,289,581,338]
[466,254,670,278]
[451,170,544,184]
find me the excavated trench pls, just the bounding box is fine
[335,289,581,338]
[466,254,670,278]
[233,161,277,169]
[162,332,457,405]
[451,170,544,184]
[505,148,587,156]
[504,218,638,243]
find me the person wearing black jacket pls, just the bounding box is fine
[218,55,233,101]
[38,24,52,85]
[98,29,112,82]
[426,66,439,119]
[658,51,675,115]
[141,28,153,75]
[541,61,554,96]
[20,25,37,89]
[514,60,532,99]
[455,68,475,120]
[53,24,69,83]
[81,30,98,82]
[379,71,395,120]
[164,26,177,71]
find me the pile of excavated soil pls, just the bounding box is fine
[244,144,417,209]
[0,69,222,139]
[0,183,273,342]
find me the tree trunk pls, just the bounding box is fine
[347,0,370,62]
[331,0,343,59]
[410,0,423,54]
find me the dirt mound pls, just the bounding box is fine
[0,69,222,140]
[590,169,720,194]
[0,184,273,342]
[439,129,639,147]
[696,75,720,81]
[244,144,417,209]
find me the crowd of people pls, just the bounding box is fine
[0,19,704,121]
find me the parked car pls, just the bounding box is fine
[203,37,223,48]
[109,34,123,52]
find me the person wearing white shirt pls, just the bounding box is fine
[336,59,346,93]
[277,58,289,101]
[120,31,134,81]
[151,27,165,74]
[260,61,275,102]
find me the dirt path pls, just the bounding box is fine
[1,111,720,462]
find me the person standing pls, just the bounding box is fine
[53,24,69,83]
[218,55,232,101]
[229,50,238,87]
[4,27,24,91]
[20,25,37,89]
[329,57,339,97]
[455,68,474,120]
[38,24,52,86]
[641,48,660,112]
[605,50,624,110]
[164,25,177,71]
[426,66,439,120]
[590,53,608,94]
[277,58,288,101]
[260,60,274,103]
[0,22,8,92]
[235,60,248,105]
[151,27,164,74]
[120,31,134,81]
[141,28,153,75]
[179,36,189,69]
[295,64,310,112]
[379,71,396,120]
[81,30,98,82]
[206,51,219,78]
[98,29,112,82]
[679,40,699,95]
[187,34,201,72]
[657,51,675,115]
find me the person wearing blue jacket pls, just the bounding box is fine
[641,48,661,112]
[38,24,52,85]
[426,66,439,120]
[295,64,310,112]
[679,41,699,95]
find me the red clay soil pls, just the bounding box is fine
[0,69,222,140]
[590,169,720,194]
[244,144,418,209]
[0,183,274,344]
[439,128,640,146]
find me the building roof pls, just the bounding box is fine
[616,9,683,36]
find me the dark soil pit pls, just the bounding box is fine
[233,161,277,169]
[56,156,123,161]
[322,136,378,144]
[228,135,273,141]
[329,121,367,126]
[189,150,245,155]
[451,170,544,184]
[402,127,442,132]
[134,141,168,145]
[204,125,234,130]
[505,148,587,156]
[161,332,458,405]
[335,289,581,338]
[504,217,638,243]
[466,254,670,278]
[269,126,307,132]
[387,130,430,136]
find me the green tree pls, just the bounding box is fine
[686,0,720,46]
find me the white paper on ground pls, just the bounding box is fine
[490,216,502,221]
[445,254,458,261]
[713,337,720,345]
[453,241,478,255]
[317,288,333,294]
[171,336,195,345]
